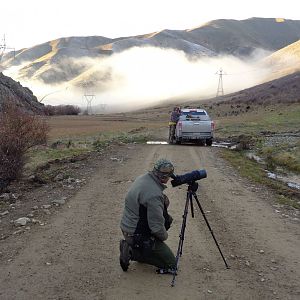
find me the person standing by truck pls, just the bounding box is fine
[169,107,181,144]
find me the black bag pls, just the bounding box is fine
[163,204,173,230]
[133,234,155,256]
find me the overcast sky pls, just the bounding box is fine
[0,0,299,50]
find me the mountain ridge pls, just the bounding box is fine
[1,17,300,111]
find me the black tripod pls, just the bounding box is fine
[171,182,230,287]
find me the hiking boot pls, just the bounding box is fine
[119,239,132,271]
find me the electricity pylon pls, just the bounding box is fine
[82,80,95,115]
[216,68,226,98]
[84,94,95,115]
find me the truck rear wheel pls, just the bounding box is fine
[196,140,205,146]
[206,139,213,146]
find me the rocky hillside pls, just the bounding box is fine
[0,72,45,114]
[134,71,300,120]
[1,18,300,86]
[199,71,300,118]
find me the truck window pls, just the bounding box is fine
[182,111,207,116]
[181,111,210,121]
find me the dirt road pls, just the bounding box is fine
[0,143,299,299]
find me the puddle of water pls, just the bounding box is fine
[267,172,277,179]
[146,141,168,145]
[246,152,264,163]
[288,182,300,189]
[212,142,300,191]
[267,171,300,190]
[212,142,235,149]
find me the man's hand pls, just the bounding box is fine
[165,213,173,230]
[163,194,170,208]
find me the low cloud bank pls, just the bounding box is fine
[3,46,272,113]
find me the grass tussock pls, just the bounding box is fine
[258,142,300,173]
[221,149,300,209]
[215,103,300,137]
[93,132,151,151]
[26,147,89,173]
[26,129,152,173]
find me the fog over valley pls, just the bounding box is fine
[3,46,274,112]
[2,18,300,112]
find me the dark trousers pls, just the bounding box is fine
[170,124,176,138]
[123,233,176,269]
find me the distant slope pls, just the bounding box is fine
[196,71,300,118]
[184,18,300,56]
[106,30,215,56]
[217,71,300,104]
[3,36,113,65]
[1,18,300,89]
[129,71,300,119]
[1,37,114,84]
[262,39,300,80]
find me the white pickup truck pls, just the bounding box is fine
[173,108,214,146]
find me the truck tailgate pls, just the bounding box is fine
[181,120,212,133]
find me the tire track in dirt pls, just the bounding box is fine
[0,143,299,299]
[187,146,300,299]
[106,145,251,299]
[106,144,300,299]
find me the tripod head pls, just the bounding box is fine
[188,181,198,193]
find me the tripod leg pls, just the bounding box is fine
[192,192,230,269]
[189,191,194,218]
[171,193,190,287]
[179,192,190,256]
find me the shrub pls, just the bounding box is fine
[44,105,81,115]
[0,103,49,186]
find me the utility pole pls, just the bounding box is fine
[0,35,7,61]
[100,103,107,112]
[216,68,226,98]
[0,34,15,62]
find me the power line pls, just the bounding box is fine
[38,87,69,102]
[225,68,269,75]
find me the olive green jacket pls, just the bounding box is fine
[120,171,168,241]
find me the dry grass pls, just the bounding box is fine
[27,114,167,174]
[45,115,165,140]
[212,102,300,137]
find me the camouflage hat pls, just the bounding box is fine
[153,158,174,177]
